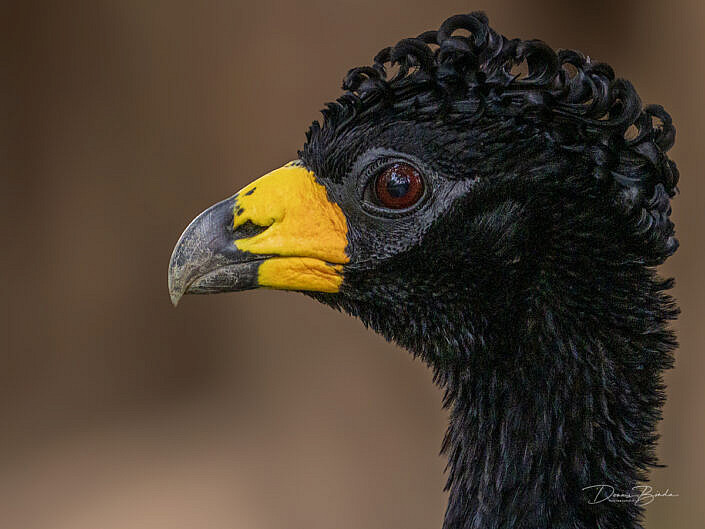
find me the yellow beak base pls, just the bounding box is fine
[233,162,349,293]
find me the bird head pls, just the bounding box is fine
[169,12,678,364]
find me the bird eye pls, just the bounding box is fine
[374,163,424,210]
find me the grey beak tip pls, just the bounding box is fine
[170,291,182,307]
[168,247,182,306]
[168,195,258,303]
[168,272,184,307]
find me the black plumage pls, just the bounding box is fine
[170,12,679,529]
[302,13,679,529]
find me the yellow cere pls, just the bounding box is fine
[232,162,349,292]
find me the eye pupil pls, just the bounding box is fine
[375,163,424,209]
[386,172,411,198]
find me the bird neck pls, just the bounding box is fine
[436,264,676,529]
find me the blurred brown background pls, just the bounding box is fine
[2,1,703,528]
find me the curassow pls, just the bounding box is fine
[168,12,679,529]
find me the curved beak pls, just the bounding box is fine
[168,162,349,306]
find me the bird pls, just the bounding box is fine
[168,12,679,529]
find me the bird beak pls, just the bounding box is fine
[168,161,349,306]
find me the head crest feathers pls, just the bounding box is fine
[305,12,678,263]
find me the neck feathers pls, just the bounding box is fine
[438,263,677,529]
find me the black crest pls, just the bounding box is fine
[306,11,678,264]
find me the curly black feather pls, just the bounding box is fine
[304,11,678,264]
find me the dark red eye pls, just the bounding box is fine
[374,163,424,209]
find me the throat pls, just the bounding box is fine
[435,270,676,529]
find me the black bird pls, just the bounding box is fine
[168,13,679,529]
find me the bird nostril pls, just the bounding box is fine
[232,220,269,240]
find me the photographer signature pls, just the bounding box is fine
[582,485,679,506]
